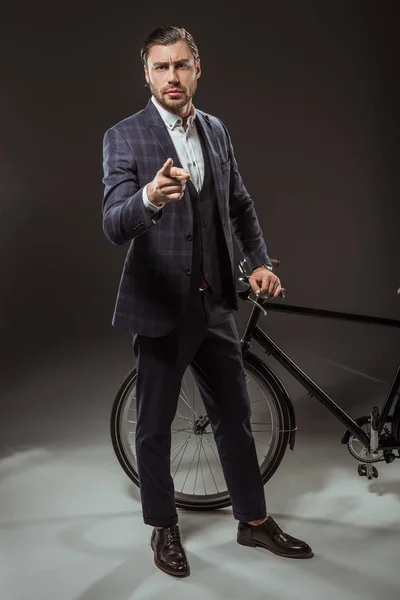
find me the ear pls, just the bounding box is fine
[196,59,201,79]
[144,65,149,84]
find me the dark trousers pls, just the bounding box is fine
[132,284,267,527]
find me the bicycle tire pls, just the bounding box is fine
[392,395,400,446]
[110,350,293,511]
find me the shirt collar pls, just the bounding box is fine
[151,95,196,130]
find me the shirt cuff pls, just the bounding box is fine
[143,185,165,215]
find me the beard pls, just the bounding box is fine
[149,79,197,114]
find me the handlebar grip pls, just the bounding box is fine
[256,288,286,298]
[238,286,287,302]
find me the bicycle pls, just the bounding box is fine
[110,259,400,511]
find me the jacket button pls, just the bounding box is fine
[186,233,193,241]
[184,268,191,275]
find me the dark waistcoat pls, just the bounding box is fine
[186,120,232,302]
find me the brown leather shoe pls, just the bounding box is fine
[237,516,313,558]
[150,525,190,577]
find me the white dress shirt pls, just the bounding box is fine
[143,95,205,216]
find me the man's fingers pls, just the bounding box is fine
[267,277,277,296]
[255,273,281,297]
[170,166,190,180]
[159,183,185,194]
[166,190,186,201]
[159,160,190,180]
[159,158,173,176]
[158,178,186,191]
[260,277,276,296]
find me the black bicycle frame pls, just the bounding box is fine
[240,298,400,449]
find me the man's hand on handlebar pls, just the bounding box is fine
[249,266,282,298]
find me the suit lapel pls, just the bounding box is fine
[195,111,226,221]
[144,99,192,219]
[145,99,183,169]
[195,112,224,211]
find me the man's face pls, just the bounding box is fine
[144,41,201,113]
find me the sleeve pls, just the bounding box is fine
[218,119,273,272]
[101,127,162,246]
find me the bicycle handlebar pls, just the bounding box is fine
[238,258,399,310]
[237,284,286,302]
[237,258,286,314]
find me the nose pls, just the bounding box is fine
[167,66,179,84]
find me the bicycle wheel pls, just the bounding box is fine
[110,350,292,511]
[392,395,400,447]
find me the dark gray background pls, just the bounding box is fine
[1,0,399,449]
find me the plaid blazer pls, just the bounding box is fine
[102,98,271,337]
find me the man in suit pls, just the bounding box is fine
[102,25,312,577]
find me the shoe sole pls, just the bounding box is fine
[237,537,314,559]
[151,540,190,578]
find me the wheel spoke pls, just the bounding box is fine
[176,410,193,425]
[179,392,199,420]
[172,437,192,478]
[201,440,220,494]
[202,433,223,471]
[171,434,195,460]
[253,436,271,447]
[199,440,207,495]
[181,376,191,412]
[194,437,203,495]
[181,438,202,493]
[249,387,262,401]
[172,427,193,433]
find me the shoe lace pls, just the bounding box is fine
[165,525,181,546]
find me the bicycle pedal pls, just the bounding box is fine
[357,463,378,479]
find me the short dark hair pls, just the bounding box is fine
[140,25,199,66]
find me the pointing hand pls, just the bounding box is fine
[148,158,191,205]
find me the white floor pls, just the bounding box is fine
[2,434,400,600]
[2,338,400,599]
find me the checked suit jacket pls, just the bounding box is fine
[102,98,272,337]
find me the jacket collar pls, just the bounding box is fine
[144,97,225,213]
[150,95,197,131]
